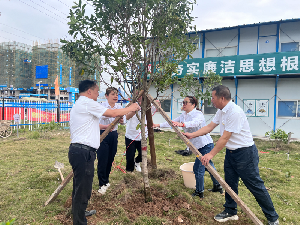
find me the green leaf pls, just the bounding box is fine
[136,124,141,130]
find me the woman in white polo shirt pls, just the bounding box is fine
[125,96,157,172]
[153,96,223,198]
[97,87,125,194]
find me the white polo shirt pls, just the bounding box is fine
[160,108,213,149]
[125,105,156,141]
[99,101,125,131]
[212,101,254,150]
[70,96,107,149]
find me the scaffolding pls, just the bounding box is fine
[0,42,32,88]
[0,40,93,91]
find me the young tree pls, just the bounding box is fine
[61,0,197,202]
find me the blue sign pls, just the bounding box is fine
[69,67,72,85]
[0,85,7,88]
[60,64,62,85]
[36,65,48,79]
[66,87,79,93]
[17,88,23,90]
[69,92,76,103]
[19,93,31,97]
[35,83,48,87]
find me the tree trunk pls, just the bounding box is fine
[140,93,152,202]
[146,98,157,169]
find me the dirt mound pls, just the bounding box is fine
[56,169,252,225]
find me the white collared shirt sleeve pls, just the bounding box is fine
[70,96,108,149]
[224,111,244,133]
[212,109,221,125]
[184,112,204,128]
[160,115,181,128]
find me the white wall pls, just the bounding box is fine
[280,21,300,48]
[150,77,300,139]
[239,26,258,55]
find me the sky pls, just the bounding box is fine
[1,0,300,46]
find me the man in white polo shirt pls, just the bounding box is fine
[183,85,279,225]
[69,80,140,225]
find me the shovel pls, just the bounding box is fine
[54,161,64,181]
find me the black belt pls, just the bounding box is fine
[71,143,97,152]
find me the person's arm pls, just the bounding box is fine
[173,112,203,128]
[126,111,136,120]
[119,116,125,124]
[200,130,232,166]
[99,124,110,130]
[183,121,218,139]
[103,103,140,118]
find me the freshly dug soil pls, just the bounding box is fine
[55,168,253,225]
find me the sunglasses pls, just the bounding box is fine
[182,101,190,105]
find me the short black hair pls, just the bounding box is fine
[212,85,231,100]
[79,80,97,93]
[105,87,118,96]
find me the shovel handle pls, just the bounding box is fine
[58,168,64,181]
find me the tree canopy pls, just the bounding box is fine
[61,0,197,97]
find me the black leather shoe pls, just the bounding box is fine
[181,150,193,156]
[175,149,186,154]
[85,210,96,217]
[192,190,204,198]
[208,184,223,194]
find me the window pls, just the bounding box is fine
[278,100,300,118]
[206,46,237,58]
[160,99,171,112]
[203,100,217,114]
[281,42,299,52]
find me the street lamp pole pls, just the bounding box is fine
[37,81,42,98]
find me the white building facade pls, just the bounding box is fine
[149,19,300,139]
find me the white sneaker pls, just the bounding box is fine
[135,162,141,172]
[105,183,110,189]
[98,185,107,194]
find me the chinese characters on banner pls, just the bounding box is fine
[244,99,269,117]
[170,51,300,77]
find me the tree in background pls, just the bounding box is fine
[61,0,197,202]
[177,71,222,110]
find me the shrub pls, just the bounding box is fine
[265,129,289,149]
[28,130,40,139]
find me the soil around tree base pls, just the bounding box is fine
[55,169,253,225]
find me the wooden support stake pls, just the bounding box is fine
[147,93,263,225]
[146,98,157,169]
[44,91,144,206]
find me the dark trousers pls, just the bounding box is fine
[68,144,96,225]
[224,144,278,222]
[125,137,142,172]
[97,130,118,187]
[193,143,220,192]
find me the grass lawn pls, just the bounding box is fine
[0,126,299,224]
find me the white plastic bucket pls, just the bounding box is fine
[180,162,196,189]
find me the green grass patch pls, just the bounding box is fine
[0,129,299,224]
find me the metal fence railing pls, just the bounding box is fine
[0,99,73,130]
